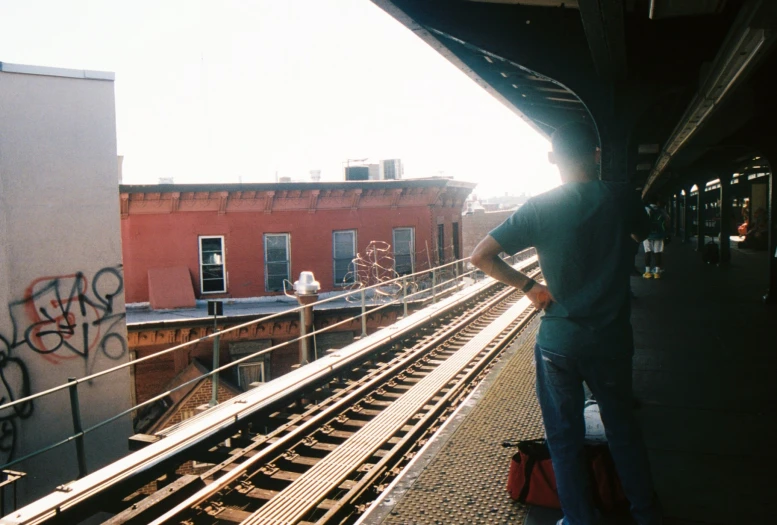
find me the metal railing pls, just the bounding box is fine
[0,250,532,497]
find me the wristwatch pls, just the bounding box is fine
[521,278,536,293]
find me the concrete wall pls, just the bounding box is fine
[0,64,132,504]
[462,209,516,258]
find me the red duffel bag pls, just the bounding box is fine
[505,438,627,512]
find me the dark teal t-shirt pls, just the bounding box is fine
[489,181,649,357]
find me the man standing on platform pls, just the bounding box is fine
[471,122,661,525]
[643,195,670,279]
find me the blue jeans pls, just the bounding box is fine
[534,344,661,525]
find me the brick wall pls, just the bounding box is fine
[462,210,515,258]
[130,306,402,406]
[163,379,236,430]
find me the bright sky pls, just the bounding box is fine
[0,0,560,198]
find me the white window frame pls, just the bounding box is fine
[333,230,357,286]
[264,233,290,292]
[393,227,415,275]
[198,235,226,294]
[237,361,266,388]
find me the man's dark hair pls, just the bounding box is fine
[551,121,599,161]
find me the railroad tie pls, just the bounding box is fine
[241,297,532,525]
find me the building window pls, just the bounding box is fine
[333,230,356,286]
[199,236,226,293]
[393,227,414,275]
[437,224,445,266]
[229,340,272,389]
[237,362,266,388]
[452,222,460,260]
[264,233,290,292]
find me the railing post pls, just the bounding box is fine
[454,263,460,291]
[211,315,220,407]
[361,288,367,337]
[207,300,223,407]
[68,378,87,479]
[431,268,437,303]
[402,276,408,317]
[299,308,308,365]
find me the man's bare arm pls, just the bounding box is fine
[470,235,553,310]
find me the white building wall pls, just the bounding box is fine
[0,63,132,504]
[380,158,403,180]
[367,163,380,180]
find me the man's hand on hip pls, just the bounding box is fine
[526,283,553,310]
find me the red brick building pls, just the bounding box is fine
[120,179,474,308]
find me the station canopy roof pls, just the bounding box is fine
[373,0,777,194]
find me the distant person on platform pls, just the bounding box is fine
[471,122,661,525]
[739,207,768,250]
[643,196,670,279]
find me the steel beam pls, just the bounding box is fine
[674,193,681,236]
[719,176,732,267]
[697,189,705,252]
[766,169,777,304]
[578,0,627,87]
[684,188,693,244]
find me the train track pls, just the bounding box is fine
[4,260,540,525]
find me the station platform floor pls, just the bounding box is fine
[364,239,776,525]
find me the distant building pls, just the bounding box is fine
[482,193,529,210]
[309,170,321,182]
[159,177,174,184]
[368,163,380,180]
[380,159,403,180]
[119,178,475,307]
[120,178,474,438]
[464,200,487,214]
[344,165,369,181]
[462,209,515,262]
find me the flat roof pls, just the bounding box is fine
[0,61,114,80]
[119,178,477,194]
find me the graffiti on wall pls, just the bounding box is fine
[0,266,126,463]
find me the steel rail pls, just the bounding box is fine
[150,281,537,525]
[150,266,514,440]
[160,283,519,502]
[1,258,537,525]
[143,277,534,525]
[316,299,534,524]
[240,297,534,524]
